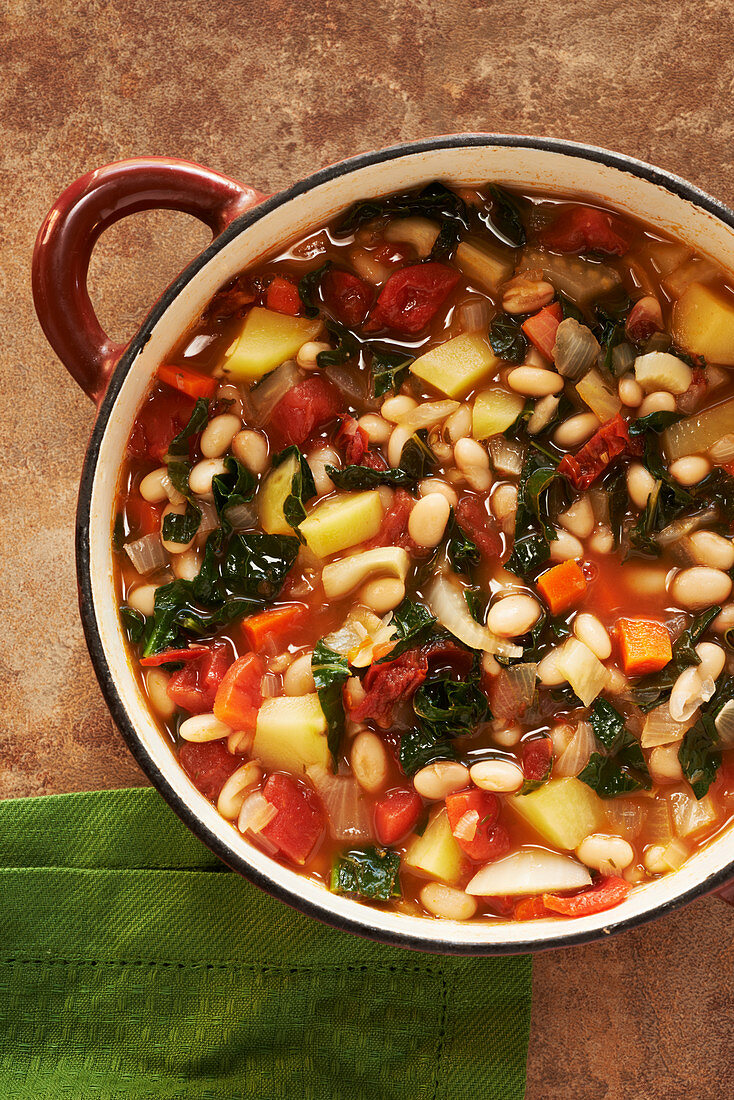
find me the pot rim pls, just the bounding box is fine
[76,133,734,954]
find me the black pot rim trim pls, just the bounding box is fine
[76,133,734,956]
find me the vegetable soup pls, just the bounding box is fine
[115,181,734,923]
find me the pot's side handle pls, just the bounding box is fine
[32,157,265,407]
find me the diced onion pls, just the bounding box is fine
[488,436,525,477]
[249,360,301,424]
[656,505,718,547]
[452,810,479,842]
[645,800,673,844]
[198,498,220,534]
[588,487,610,526]
[124,532,167,575]
[552,318,600,380]
[715,699,734,746]
[260,673,280,698]
[611,343,636,376]
[603,797,648,839]
[555,720,596,777]
[324,608,395,668]
[162,472,186,505]
[661,837,690,871]
[641,705,696,747]
[669,788,718,838]
[237,791,278,835]
[708,433,734,464]
[490,662,538,721]
[663,397,734,461]
[575,367,622,422]
[426,571,522,658]
[556,638,608,707]
[466,847,592,897]
[458,298,491,333]
[395,400,460,433]
[518,249,621,304]
[324,364,379,410]
[307,765,372,842]
[226,500,258,530]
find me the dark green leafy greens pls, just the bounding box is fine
[631,606,722,712]
[593,291,632,373]
[488,314,528,364]
[399,728,458,775]
[331,847,401,901]
[120,606,146,643]
[312,641,351,766]
[167,398,209,457]
[270,446,317,532]
[678,675,734,798]
[578,699,651,798]
[211,456,256,529]
[336,182,470,235]
[505,448,559,577]
[326,429,434,490]
[371,350,413,398]
[400,658,488,775]
[482,185,527,248]
[161,504,201,545]
[446,509,481,575]
[297,261,331,318]
[382,599,436,661]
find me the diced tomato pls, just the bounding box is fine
[513,896,550,921]
[363,489,416,551]
[166,641,231,715]
[483,895,517,918]
[541,875,631,917]
[336,415,369,465]
[454,495,503,559]
[374,788,423,845]
[322,268,373,327]
[445,788,508,862]
[265,275,301,316]
[269,376,341,447]
[366,262,460,334]
[241,604,308,651]
[422,636,475,677]
[126,387,197,463]
[213,652,265,731]
[261,773,325,865]
[625,296,663,343]
[158,364,217,401]
[206,276,256,320]
[125,496,163,538]
[540,206,631,256]
[521,301,562,360]
[521,735,553,783]
[349,650,428,729]
[139,646,209,667]
[179,740,242,802]
[557,413,641,491]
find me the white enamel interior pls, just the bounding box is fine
[86,140,734,950]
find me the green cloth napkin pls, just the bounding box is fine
[0,787,531,1099]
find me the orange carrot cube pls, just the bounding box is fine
[617,618,672,677]
[536,560,588,615]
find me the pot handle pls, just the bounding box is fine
[32,157,265,406]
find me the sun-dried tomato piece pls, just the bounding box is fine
[557,414,641,491]
[349,650,428,728]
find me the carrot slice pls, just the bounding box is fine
[241,604,308,650]
[617,618,672,676]
[521,301,562,360]
[213,653,265,731]
[158,364,217,401]
[536,559,588,615]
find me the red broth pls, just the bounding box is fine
[114,183,734,923]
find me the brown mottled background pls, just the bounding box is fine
[1,0,733,1094]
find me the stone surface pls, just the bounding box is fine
[1,0,733,1094]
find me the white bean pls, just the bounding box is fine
[688,530,734,571]
[139,466,170,503]
[408,494,451,548]
[669,455,712,486]
[358,414,392,443]
[359,576,406,614]
[549,528,584,562]
[217,762,262,820]
[559,496,594,540]
[160,503,195,554]
[588,525,614,555]
[307,446,339,496]
[454,437,492,491]
[550,723,575,755]
[627,462,656,510]
[388,425,412,468]
[145,668,176,720]
[171,547,202,582]
[537,648,567,687]
[444,404,472,443]
[573,613,612,660]
[420,883,477,921]
[413,761,469,800]
[179,713,231,742]
[470,758,524,793]
[576,834,634,872]
[619,375,643,407]
[232,430,269,474]
[189,458,227,498]
[491,483,518,522]
[713,604,734,635]
[418,478,458,507]
[671,567,732,610]
[643,845,668,875]
[381,394,418,422]
[638,390,676,417]
[669,665,708,723]
[553,413,599,449]
[351,730,389,793]
[507,366,564,397]
[605,666,629,696]
[297,341,331,370]
[648,744,684,783]
[491,723,522,747]
[695,641,726,681]
[127,584,158,617]
[200,413,241,458]
[487,594,542,637]
[283,653,315,696]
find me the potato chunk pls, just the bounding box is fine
[672,282,734,366]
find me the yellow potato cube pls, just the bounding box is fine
[221,307,321,380]
[299,491,384,559]
[672,282,734,366]
[410,333,500,399]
